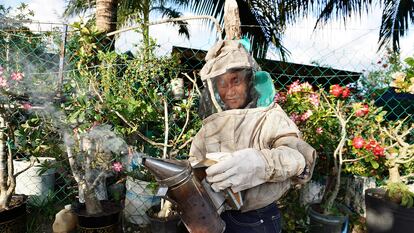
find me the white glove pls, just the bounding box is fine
[205,148,268,192]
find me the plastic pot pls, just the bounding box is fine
[308,203,348,233]
[365,188,414,233]
[146,205,183,233]
[72,200,122,233]
[0,195,27,233]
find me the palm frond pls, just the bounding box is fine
[63,0,96,18]
[188,0,290,59]
[117,0,145,25]
[152,6,190,39]
[378,0,414,51]
[314,0,374,28]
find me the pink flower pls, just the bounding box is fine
[22,103,32,110]
[274,92,286,103]
[0,76,7,88]
[112,162,123,172]
[300,110,313,121]
[316,127,323,134]
[0,66,4,76]
[287,80,301,94]
[329,84,343,97]
[289,113,301,123]
[11,72,24,81]
[352,136,365,149]
[299,82,313,91]
[309,93,320,107]
[342,87,351,98]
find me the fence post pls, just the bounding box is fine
[5,34,10,64]
[58,24,68,98]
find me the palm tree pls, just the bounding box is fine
[189,0,290,59]
[95,0,118,33]
[64,0,190,45]
[190,0,413,56]
[273,0,414,52]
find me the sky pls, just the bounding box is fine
[2,0,414,72]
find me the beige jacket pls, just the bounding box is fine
[189,103,317,212]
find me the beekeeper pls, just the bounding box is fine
[189,39,317,233]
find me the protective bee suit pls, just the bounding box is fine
[189,39,317,233]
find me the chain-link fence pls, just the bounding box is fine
[1,17,413,232]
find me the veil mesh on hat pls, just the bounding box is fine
[197,40,261,119]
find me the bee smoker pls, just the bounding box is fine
[142,157,226,233]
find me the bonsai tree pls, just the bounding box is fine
[317,84,391,214]
[377,119,414,207]
[278,81,388,214]
[64,124,128,215]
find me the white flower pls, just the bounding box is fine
[408,84,414,94]
[392,72,406,82]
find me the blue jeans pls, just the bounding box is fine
[221,202,282,233]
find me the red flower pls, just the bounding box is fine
[355,110,364,117]
[355,104,369,117]
[342,87,351,98]
[362,104,369,114]
[329,84,343,97]
[352,136,365,149]
[373,145,385,157]
[364,139,377,151]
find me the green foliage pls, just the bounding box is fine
[64,21,201,161]
[390,56,414,94]
[26,191,62,233]
[385,182,414,208]
[279,189,308,232]
[13,114,63,159]
[358,49,402,99]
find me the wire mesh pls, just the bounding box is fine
[0,18,413,232]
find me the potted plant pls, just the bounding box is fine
[374,55,414,120]
[122,151,161,226]
[0,65,34,232]
[12,114,63,202]
[364,117,414,233]
[64,124,128,232]
[278,82,388,232]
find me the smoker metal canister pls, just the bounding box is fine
[142,157,225,233]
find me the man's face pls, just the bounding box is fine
[216,71,249,109]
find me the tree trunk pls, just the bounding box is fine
[0,114,10,209]
[82,184,103,215]
[388,165,400,183]
[96,0,118,34]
